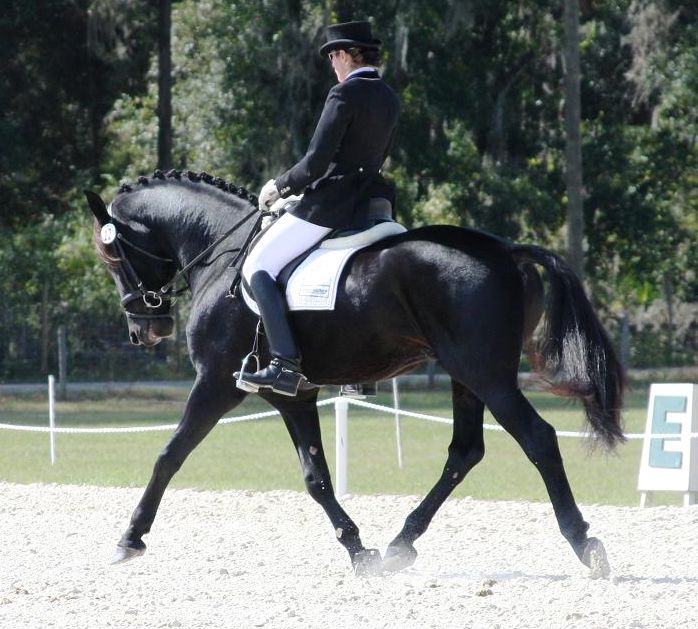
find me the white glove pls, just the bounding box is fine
[258,179,280,210]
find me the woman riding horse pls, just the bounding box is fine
[235,21,400,396]
[85,19,624,579]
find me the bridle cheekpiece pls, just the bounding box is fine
[100,205,260,321]
[100,221,177,321]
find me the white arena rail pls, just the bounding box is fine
[1,377,697,497]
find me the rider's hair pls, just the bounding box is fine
[346,46,381,67]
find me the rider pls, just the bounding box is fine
[235,20,400,396]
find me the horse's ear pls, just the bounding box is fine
[84,190,111,226]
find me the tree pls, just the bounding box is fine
[157,0,172,170]
[3,0,698,379]
[563,0,584,277]
[0,0,157,228]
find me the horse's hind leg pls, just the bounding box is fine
[384,380,485,572]
[113,376,245,563]
[271,394,382,576]
[482,385,610,578]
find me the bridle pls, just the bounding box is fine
[101,207,261,321]
[107,230,178,320]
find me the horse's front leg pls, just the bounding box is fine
[113,375,246,563]
[271,394,382,576]
[384,380,485,572]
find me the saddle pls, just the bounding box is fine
[240,196,406,311]
[236,197,406,398]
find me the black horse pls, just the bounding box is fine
[85,169,624,578]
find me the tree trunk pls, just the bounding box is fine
[427,359,437,390]
[57,325,68,401]
[619,310,630,370]
[40,283,49,374]
[663,271,674,365]
[563,0,584,278]
[157,0,172,171]
[333,1,354,22]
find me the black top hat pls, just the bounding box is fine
[319,21,382,57]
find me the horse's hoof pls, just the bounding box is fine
[383,541,418,573]
[581,537,610,579]
[111,541,146,565]
[352,548,383,577]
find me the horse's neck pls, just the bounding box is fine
[146,193,253,287]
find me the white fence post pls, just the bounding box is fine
[48,375,56,465]
[334,397,349,496]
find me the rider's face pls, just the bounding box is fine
[328,49,352,82]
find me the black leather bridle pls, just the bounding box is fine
[102,207,261,322]
[108,230,178,321]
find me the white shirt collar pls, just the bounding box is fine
[346,66,379,79]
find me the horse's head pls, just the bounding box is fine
[85,190,177,347]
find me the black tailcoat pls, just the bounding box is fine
[275,69,400,229]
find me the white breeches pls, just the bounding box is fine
[242,212,332,283]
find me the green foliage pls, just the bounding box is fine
[0,0,157,228]
[2,0,698,379]
[583,1,698,313]
[102,0,331,186]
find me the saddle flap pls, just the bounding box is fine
[241,221,407,314]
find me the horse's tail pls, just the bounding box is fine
[510,243,626,449]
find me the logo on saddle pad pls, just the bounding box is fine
[241,221,406,314]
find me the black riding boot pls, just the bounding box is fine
[235,270,310,396]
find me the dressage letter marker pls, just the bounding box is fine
[638,383,698,506]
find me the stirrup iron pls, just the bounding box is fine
[235,320,263,392]
[236,351,261,392]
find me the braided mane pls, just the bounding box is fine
[94,169,258,269]
[116,169,258,206]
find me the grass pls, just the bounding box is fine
[0,383,677,506]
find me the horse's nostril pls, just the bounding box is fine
[129,331,140,345]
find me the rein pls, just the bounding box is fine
[109,207,260,320]
[159,207,260,295]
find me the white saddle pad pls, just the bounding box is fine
[241,221,407,314]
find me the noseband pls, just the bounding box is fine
[101,208,261,321]
[103,228,178,321]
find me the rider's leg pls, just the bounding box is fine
[236,213,330,396]
[243,212,332,281]
[241,269,309,395]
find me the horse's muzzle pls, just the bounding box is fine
[128,317,174,347]
[130,330,164,347]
